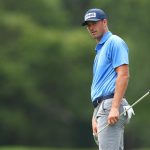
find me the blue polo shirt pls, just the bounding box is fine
[91,31,129,102]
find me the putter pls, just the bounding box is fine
[93,90,150,145]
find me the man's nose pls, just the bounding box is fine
[88,24,94,30]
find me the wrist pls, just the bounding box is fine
[111,98,122,109]
[111,102,120,111]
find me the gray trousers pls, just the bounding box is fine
[93,98,129,150]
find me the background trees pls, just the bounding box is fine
[0,0,149,149]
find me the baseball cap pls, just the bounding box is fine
[82,8,107,26]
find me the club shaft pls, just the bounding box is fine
[98,90,150,133]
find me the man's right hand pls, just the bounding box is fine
[92,118,97,134]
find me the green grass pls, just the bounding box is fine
[131,149,150,150]
[0,147,150,150]
[0,147,96,150]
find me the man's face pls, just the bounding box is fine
[86,19,107,41]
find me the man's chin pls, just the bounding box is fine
[91,34,101,40]
[91,34,97,39]
[92,35,99,40]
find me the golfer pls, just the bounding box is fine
[82,8,133,150]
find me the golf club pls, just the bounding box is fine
[93,90,150,145]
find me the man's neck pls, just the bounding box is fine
[96,28,109,43]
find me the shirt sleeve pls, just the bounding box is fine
[110,36,129,68]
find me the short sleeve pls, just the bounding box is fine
[109,36,129,68]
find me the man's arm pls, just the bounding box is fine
[108,64,129,125]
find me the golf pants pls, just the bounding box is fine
[93,98,130,150]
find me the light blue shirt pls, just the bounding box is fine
[91,31,129,102]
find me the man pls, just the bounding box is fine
[82,8,134,150]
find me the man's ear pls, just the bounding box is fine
[103,19,108,29]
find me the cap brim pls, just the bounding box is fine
[81,19,101,26]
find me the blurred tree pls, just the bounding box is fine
[0,0,70,27]
[0,0,149,149]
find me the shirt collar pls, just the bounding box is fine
[95,31,112,52]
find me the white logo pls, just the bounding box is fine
[85,12,96,21]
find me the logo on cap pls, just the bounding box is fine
[84,12,96,21]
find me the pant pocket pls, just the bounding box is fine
[102,99,113,115]
[96,101,107,118]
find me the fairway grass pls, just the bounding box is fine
[0,147,96,150]
[0,147,150,150]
